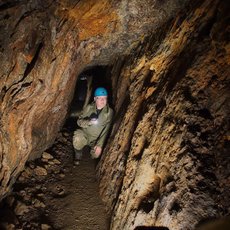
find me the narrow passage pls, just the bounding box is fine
[0,126,109,230]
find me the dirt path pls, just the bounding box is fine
[0,127,109,230]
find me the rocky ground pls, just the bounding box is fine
[0,121,109,230]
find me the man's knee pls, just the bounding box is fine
[73,130,88,150]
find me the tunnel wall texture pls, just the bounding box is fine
[97,1,230,229]
[0,0,229,229]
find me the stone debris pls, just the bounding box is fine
[52,159,61,165]
[48,161,55,165]
[42,158,49,162]
[14,201,30,216]
[34,166,48,176]
[0,128,109,229]
[42,152,54,160]
[33,199,46,208]
[41,224,52,230]
[52,167,61,174]
[59,173,65,178]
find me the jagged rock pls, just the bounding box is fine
[33,199,46,208]
[42,152,54,160]
[37,193,44,197]
[42,158,49,163]
[52,168,61,174]
[41,224,52,230]
[14,201,30,216]
[34,166,48,176]
[59,173,65,178]
[48,161,55,166]
[52,159,61,165]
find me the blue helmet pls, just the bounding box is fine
[94,87,108,97]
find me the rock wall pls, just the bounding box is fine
[0,0,185,202]
[97,1,230,229]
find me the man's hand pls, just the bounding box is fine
[78,118,92,128]
[94,146,102,157]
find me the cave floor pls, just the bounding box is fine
[0,126,109,230]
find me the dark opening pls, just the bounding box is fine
[65,65,113,131]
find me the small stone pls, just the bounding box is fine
[41,224,52,230]
[48,161,55,165]
[53,168,60,174]
[59,173,65,178]
[34,166,47,176]
[37,193,44,197]
[33,199,46,208]
[44,164,49,169]
[41,158,49,162]
[63,132,69,137]
[18,174,25,182]
[14,201,29,216]
[35,185,42,190]
[52,159,61,165]
[42,152,54,160]
[19,190,26,196]
[29,162,35,169]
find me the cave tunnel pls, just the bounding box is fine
[0,0,230,229]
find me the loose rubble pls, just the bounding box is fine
[0,127,108,229]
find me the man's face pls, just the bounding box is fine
[95,96,107,109]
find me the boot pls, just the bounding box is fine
[74,149,82,165]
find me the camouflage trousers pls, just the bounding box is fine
[72,129,98,159]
